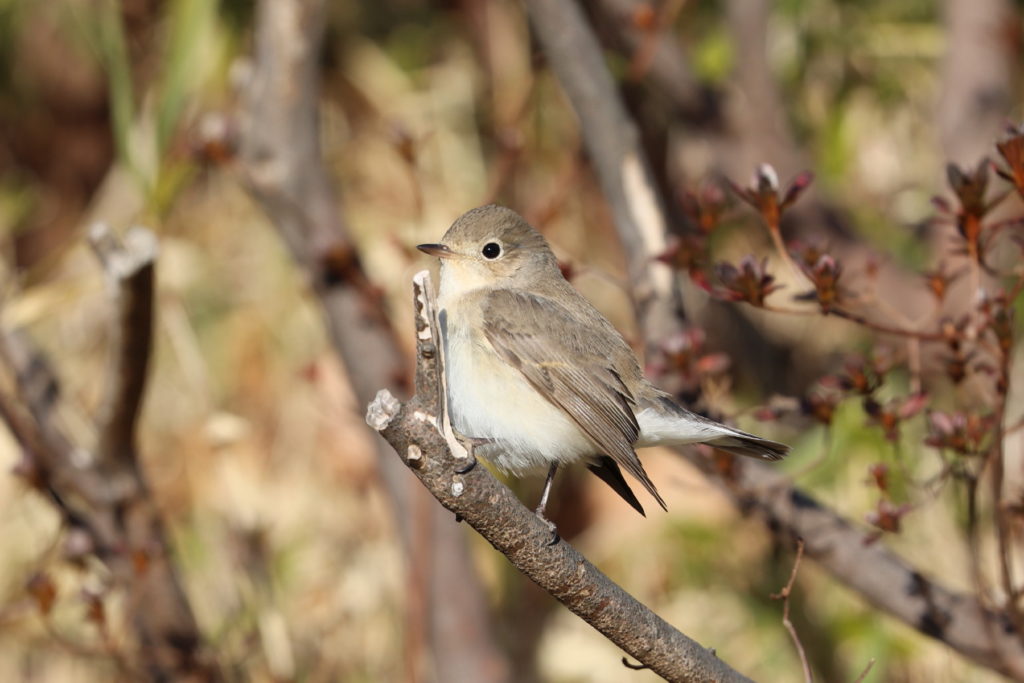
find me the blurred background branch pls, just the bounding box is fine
[0,227,216,680]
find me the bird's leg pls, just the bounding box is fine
[452,432,493,474]
[534,463,560,545]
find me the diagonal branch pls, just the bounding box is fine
[522,0,680,349]
[366,271,754,683]
[688,453,1024,679]
[521,0,1024,678]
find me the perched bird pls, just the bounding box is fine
[418,205,787,533]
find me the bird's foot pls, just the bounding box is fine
[452,434,493,473]
[533,507,560,546]
[454,455,477,474]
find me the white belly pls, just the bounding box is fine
[442,314,595,474]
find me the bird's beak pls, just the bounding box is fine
[417,243,456,259]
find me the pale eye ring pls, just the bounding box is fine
[481,242,502,259]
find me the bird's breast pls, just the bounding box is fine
[440,304,595,474]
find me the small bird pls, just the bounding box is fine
[418,205,787,534]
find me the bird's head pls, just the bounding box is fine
[418,205,560,296]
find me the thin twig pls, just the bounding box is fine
[771,539,812,683]
[828,307,946,342]
[764,215,806,282]
[762,294,947,341]
[851,658,876,683]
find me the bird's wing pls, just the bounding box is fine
[587,456,645,516]
[482,289,665,510]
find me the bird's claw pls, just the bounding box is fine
[534,509,560,546]
[453,434,493,473]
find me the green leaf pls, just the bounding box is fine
[155,0,217,158]
[96,0,135,170]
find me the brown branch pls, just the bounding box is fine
[522,0,1024,678]
[236,1,508,680]
[686,453,1024,679]
[88,224,156,465]
[367,272,755,683]
[0,228,217,680]
[826,307,946,342]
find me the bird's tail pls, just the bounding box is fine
[705,431,789,462]
[636,394,790,462]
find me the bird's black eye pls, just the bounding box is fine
[481,242,502,259]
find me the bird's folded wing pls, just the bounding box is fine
[482,289,666,510]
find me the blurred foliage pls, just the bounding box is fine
[0,0,1020,681]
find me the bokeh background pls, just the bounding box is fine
[0,0,1021,681]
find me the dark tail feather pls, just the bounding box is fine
[708,432,790,461]
[587,456,648,516]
